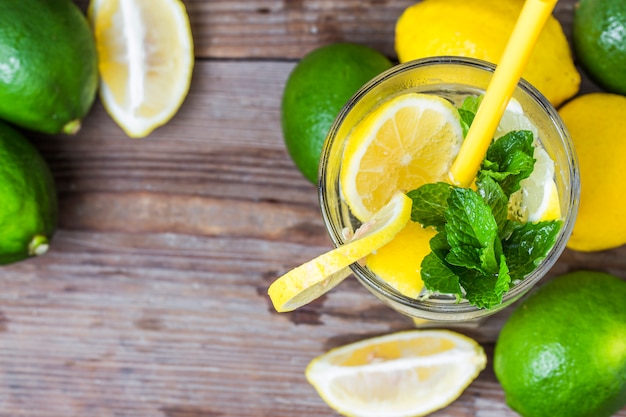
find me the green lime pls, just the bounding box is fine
[0,121,58,265]
[0,0,98,134]
[494,271,626,417]
[281,42,392,184]
[573,0,626,95]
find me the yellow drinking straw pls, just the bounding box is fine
[448,0,559,187]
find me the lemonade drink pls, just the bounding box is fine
[319,57,579,322]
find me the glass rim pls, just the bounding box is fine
[318,56,580,321]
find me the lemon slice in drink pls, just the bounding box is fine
[305,329,487,417]
[497,100,561,222]
[268,192,411,313]
[88,0,194,138]
[509,146,561,222]
[339,92,463,296]
[340,93,464,221]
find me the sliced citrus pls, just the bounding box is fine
[509,146,561,223]
[495,98,539,139]
[268,192,412,313]
[340,93,464,221]
[88,0,194,138]
[305,329,487,417]
[366,222,436,298]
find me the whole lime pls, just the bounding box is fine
[0,0,98,134]
[281,43,392,184]
[573,0,626,95]
[494,271,626,417]
[0,121,58,265]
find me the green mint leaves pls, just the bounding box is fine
[407,98,562,309]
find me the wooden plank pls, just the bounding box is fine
[73,0,580,60]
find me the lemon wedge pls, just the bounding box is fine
[268,192,412,313]
[88,0,194,138]
[306,329,487,417]
[340,93,463,221]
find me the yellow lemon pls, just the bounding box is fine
[340,93,463,222]
[395,0,580,107]
[306,329,487,417]
[268,192,411,312]
[88,0,194,138]
[559,93,626,252]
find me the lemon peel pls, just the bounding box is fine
[268,192,412,313]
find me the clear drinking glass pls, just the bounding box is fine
[319,56,580,322]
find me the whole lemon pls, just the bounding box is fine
[281,43,392,184]
[494,271,626,417]
[395,0,580,107]
[573,0,626,95]
[558,93,626,252]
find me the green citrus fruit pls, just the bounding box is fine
[0,0,98,134]
[0,121,58,265]
[494,271,626,417]
[281,43,392,184]
[573,0,626,95]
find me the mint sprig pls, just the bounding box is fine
[407,98,562,309]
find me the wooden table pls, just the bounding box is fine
[3,0,625,416]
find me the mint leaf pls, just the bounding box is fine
[481,130,535,196]
[460,255,511,309]
[458,109,474,137]
[421,252,462,295]
[444,188,500,275]
[476,173,509,234]
[407,182,454,230]
[429,230,450,258]
[406,101,560,310]
[502,220,562,281]
[458,96,482,137]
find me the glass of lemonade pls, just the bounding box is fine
[319,56,579,322]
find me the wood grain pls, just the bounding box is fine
[73,0,579,60]
[1,0,624,416]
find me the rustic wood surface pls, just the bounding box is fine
[2,0,625,416]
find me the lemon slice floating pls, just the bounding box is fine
[306,329,487,417]
[88,0,194,137]
[338,93,463,296]
[268,192,412,313]
[340,93,464,221]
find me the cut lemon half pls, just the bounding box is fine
[268,192,412,313]
[88,0,194,138]
[306,329,487,417]
[509,146,561,222]
[340,93,464,221]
